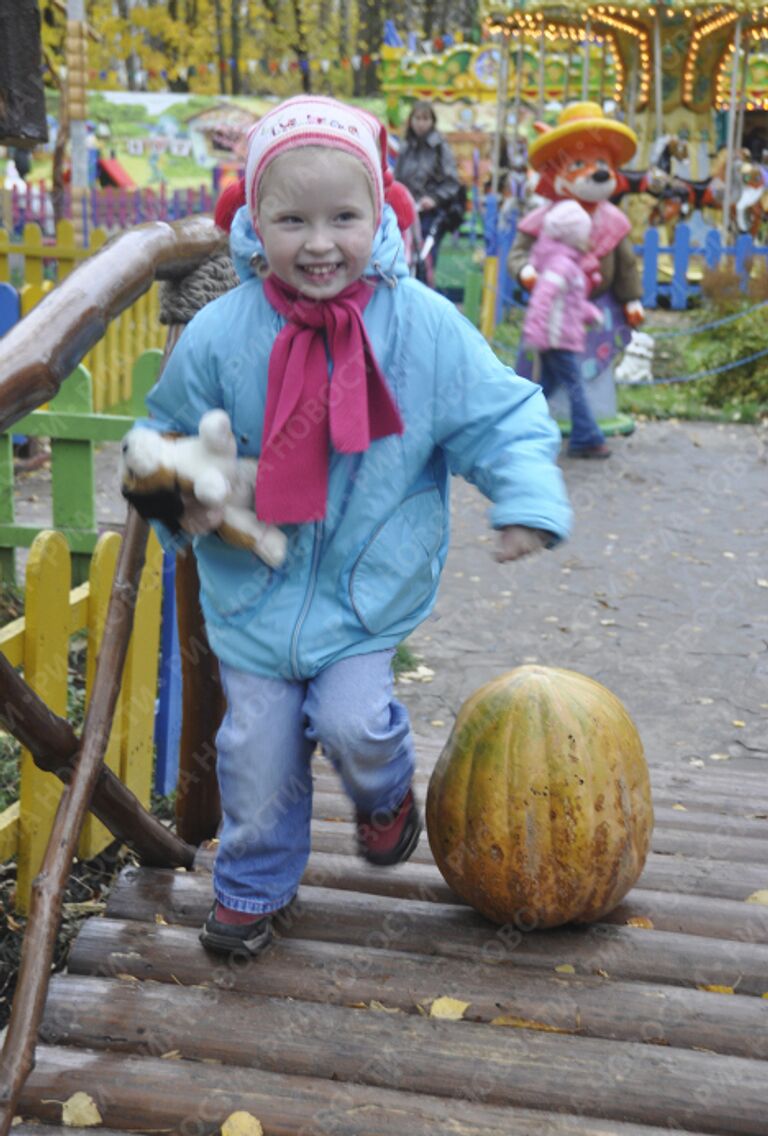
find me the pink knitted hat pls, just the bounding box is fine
[245,96,386,226]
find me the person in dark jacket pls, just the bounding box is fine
[394,100,461,263]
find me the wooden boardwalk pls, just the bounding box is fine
[13,740,768,1135]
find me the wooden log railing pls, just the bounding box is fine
[0,217,226,1131]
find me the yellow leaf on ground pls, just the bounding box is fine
[555,964,575,974]
[626,916,654,929]
[429,996,470,1020]
[697,984,735,994]
[746,890,768,905]
[491,1015,570,1033]
[672,803,687,811]
[368,1000,402,1014]
[62,1092,102,1126]
[221,1112,264,1136]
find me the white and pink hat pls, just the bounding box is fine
[245,96,387,225]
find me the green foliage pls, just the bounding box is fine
[393,641,419,676]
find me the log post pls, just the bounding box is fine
[174,549,224,844]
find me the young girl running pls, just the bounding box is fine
[140,95,572,957]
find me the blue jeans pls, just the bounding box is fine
[539,349,605,451]
[213,650,415,914]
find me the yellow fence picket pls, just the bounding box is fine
[120,530,163,807]
[20,223,45,289]
[0,226,10,282]
[15,531,71,910]
[78,532,124,861]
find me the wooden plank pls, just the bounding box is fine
[19,1044,695,1136]
[38,975,768,1134]
[193,841,768,941]
[651,805,768,840]
[105,870,768,995]
[196,820,768,904]
[309,782,768,825]
[68,918,768,1059]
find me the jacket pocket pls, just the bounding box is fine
[195,537,276,618]
[350,488,445,636]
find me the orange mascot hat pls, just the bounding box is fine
[528,101,638,172]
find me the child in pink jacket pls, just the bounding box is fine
[522,199,610,458]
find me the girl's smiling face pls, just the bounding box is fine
[257,148,377,299]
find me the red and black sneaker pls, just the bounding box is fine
[356,787,422,867]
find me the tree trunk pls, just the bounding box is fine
[230,0,241,94]
[291,0,311,93]
[213,0,227,95]
[115,0,138,89]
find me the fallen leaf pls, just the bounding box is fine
[757,579,768,588]
[626,916,654,929]
[430,720,445,727]
[746,890,768,905]
[368,1000,402,1014]
[708,753,731,761]
[429,996,470,1020]
[595,968,609,978]
[62,1092,102,1126]
[221,1112,264,1136]
[672,804,687,811]
[697,984,735,994]
[732,720,745,728]
[490,1015,570,1032]
[161,1049,181,1059]
[554,963,575,974]
[155,913,169,925]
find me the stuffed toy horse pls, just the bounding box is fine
[121,409,287,568]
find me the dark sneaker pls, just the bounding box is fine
[567,443,611,460]
[356,788,422,867]
[199,903,273,957]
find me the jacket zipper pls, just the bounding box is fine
[290,521,323,678]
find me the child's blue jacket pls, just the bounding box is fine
[145,205,572,681]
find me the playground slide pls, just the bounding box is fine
[98,157,136,189]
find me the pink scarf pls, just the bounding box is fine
[255,276,404,525]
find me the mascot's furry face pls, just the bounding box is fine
[121,409,287,568]
[552,147,618,205]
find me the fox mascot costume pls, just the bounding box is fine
[508,103,644,422]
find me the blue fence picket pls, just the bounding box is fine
[0,282,20,338]
[671,224,691,310]
[641,227,660,309]
[153,550,182,796]
[703,228,722,268]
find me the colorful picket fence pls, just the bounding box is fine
[0,182,213,240]
[0,526,163,913]
[0,221,163,411]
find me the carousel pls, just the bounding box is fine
[382,3,768,232]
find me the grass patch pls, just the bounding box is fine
[393,641,420,676]
[492,305,768,423]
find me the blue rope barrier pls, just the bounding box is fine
[616,345,768,386]
[490,339,768,386]
[643,297,768,338]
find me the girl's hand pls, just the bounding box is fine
[418,195,436,211]
[494,525,551,563]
